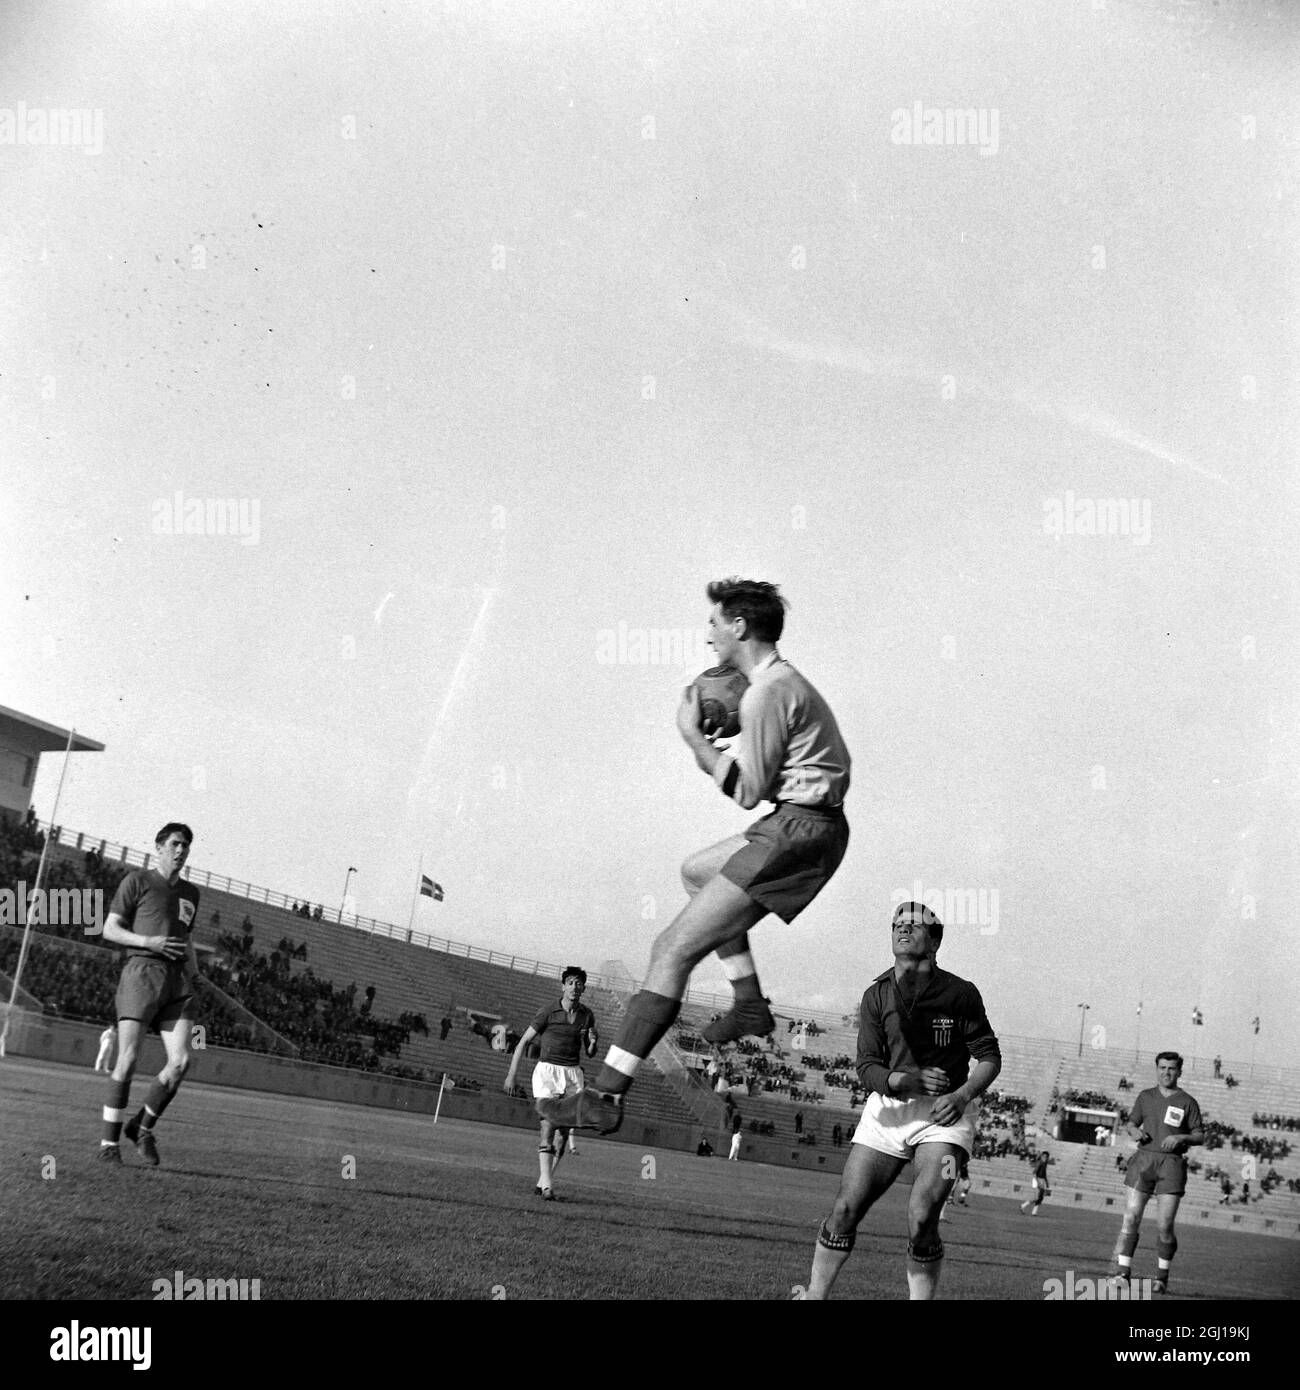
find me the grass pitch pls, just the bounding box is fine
[2,1057,1294,1302]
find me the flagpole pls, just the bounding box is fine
[1134,994,1142,1067]
[407,851,424,935]
[1,727,75,1059]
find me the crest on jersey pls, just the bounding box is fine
[177,899,196,926]
[932,1016,954,1047]
[1163,1105,1185,1128]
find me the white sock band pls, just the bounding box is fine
[604,1045,642,1079]
[720,951,756,982]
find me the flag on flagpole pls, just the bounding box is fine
[1191,1006,1204,1026]
[1136,1001,1142,1018]
[1252,1016,1260,1035]
[419,875,444,902]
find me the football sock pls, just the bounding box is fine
[1116,1225,1140,1262]
[1156,1233,1176,1263]
[594,991,681,1095]
[537,1145,554,1190]
[906,1239,944,1300]
[718,945,763,1002]
[101,1077,131,1145]
[137,1078,177,1130]
[805,1220,855,1299]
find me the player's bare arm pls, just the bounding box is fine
[503,1025,538,1093]
[678,686,724,775]
[1160,1126,1204,1154]
[101,912,187,960]
[931,1055,1001,1127]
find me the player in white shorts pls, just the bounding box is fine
[504,967,597,1200]
[801,903,1002,1300]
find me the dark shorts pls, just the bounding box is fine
[116,956,192,1032]
[719,803,849,923]
[1125,1149,1186,1198]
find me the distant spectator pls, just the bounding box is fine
[312,905,323,921]
[439,1016,453,1041]
[795,1110,804,1135]
[1213,1055,1222,1079]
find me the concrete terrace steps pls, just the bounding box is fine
[179,891,701,1130]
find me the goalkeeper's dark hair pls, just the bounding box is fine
[706,577,788,643]
[561,966,587,986]
[155,822,193,846]
[1155,1050,1184,1069]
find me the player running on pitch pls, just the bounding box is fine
[542,578,850,1135]
[98,823,200,1166]
[801,902,1001,1300]
[1020,1147,1052,1215]
[1109,1051,1204,1294]
[504,966,598,1200]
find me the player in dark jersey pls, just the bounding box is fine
[541,578,850,1136]
[1020,1147,1052,1215]
[97,823,199,1166]
[801,902,1002,1300]
[1109,1051,1204,1294]
[503,966,598,1200]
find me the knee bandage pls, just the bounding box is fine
[817,1219,855,1253]
[907,1237,944,1265]
[538,1145,555,1155]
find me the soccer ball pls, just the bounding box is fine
[693,665,748,739]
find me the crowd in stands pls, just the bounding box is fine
[1228,1131,1292,1163]
[1254,1112,1300,1132]
[785,1017,823,1037]
[0,934,283,1056]
[1197,1160,1296,1204]
[208,927,430,1071]
[1059,1087,1120,1112]
[290,902,324,921]
[971,1090,1033,1160]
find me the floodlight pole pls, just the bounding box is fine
[1076,1003,1089,1059]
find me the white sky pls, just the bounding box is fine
[3,0,1297,1066]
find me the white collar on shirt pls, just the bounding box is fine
[750,648,782,677]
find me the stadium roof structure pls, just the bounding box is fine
[0,705,104,820]
[0,705,105,755]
